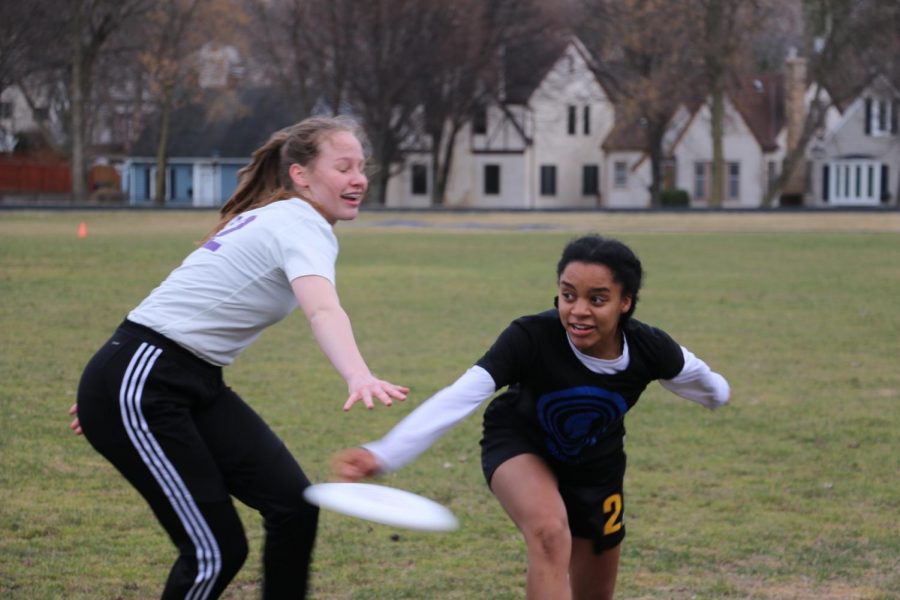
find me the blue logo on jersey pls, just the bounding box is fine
[536,386,629,462]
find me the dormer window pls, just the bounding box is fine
[865,98,898,136]
[473,104,487,135]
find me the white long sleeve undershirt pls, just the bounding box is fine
[363,365,496,472]
[363,334,730,473]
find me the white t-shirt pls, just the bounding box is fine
[129,199,337,366]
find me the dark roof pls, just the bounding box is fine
[502,36,571,104]
[601,116,651,152]
[603,73,786,154]
[130,88,299,158]
[729,73,785,152]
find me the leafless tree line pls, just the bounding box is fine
[1,0,897,204]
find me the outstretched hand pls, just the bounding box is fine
[68,403,82,435]
[332,447,382,482]
[343,374,408,411]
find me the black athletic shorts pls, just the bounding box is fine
[480,390,627,553]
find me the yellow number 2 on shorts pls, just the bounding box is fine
[602,493,623,535]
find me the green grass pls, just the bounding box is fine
[1,210,898,599]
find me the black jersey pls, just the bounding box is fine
[476,310,684,465]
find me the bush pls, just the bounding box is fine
[660,188,690,208]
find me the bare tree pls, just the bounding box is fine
[243,0,331,120]
[4,2,70,156]
[695,0,765,207]
[139,0,202,205]
[0,2,37,94]
[69,0,148,201]
[334,0,451,205]
[414,0,492,206]
[574,0,701,207]
[416,0,564,205]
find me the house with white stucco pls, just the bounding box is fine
[806,75,899,206]
[385,37,614,209]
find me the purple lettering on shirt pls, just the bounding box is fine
[203,215,257,252]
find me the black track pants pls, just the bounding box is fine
[77,320,318,599]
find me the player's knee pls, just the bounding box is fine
[220,533,249,579]
[264,499,319,540]
[199,501,249,584]
[524,515,571,558]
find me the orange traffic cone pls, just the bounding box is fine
[78,222,88,238]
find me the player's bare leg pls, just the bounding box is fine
[570,538,620,600]
[490,453,573,600]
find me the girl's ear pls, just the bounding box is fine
[289,163,306,189]
[620,294,633,315]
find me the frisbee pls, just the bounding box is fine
[303,482,459,532]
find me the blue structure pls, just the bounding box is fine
[123,158,244,206]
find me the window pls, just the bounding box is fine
[567,106,576,135]
[866,98,898,136]
[411,164,427,195]
[877,100,888,132]
[727,162,740,200]
[694,162,708,200]
[0,101,12,119]
[144,166,152,201]
[614,162,628,188]
[582,165,599,195]
[484,164,500,195]
[473,105,487,135]
[583,106,591,135]
[540,165,557,196]
[33,107,49,121]
[823,159,883,205]
[693,162,739,201]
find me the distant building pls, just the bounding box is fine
[386,37,612,209]
[807,75,899,206]
[386,38,900,208]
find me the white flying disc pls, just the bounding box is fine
[303,482,459,532]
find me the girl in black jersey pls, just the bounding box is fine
[69,116,408,599]
[335,235,729,599]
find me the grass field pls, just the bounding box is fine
[1,209,898,599]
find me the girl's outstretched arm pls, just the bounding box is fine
[292,275,408,410]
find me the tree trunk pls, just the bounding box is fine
[648,144,662,208]
[706,0,725,208]
[70,1,87,203]
[646,121,667,208]
[153,88,173,206]
[435,125,461,206]
[709,79,725,208]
